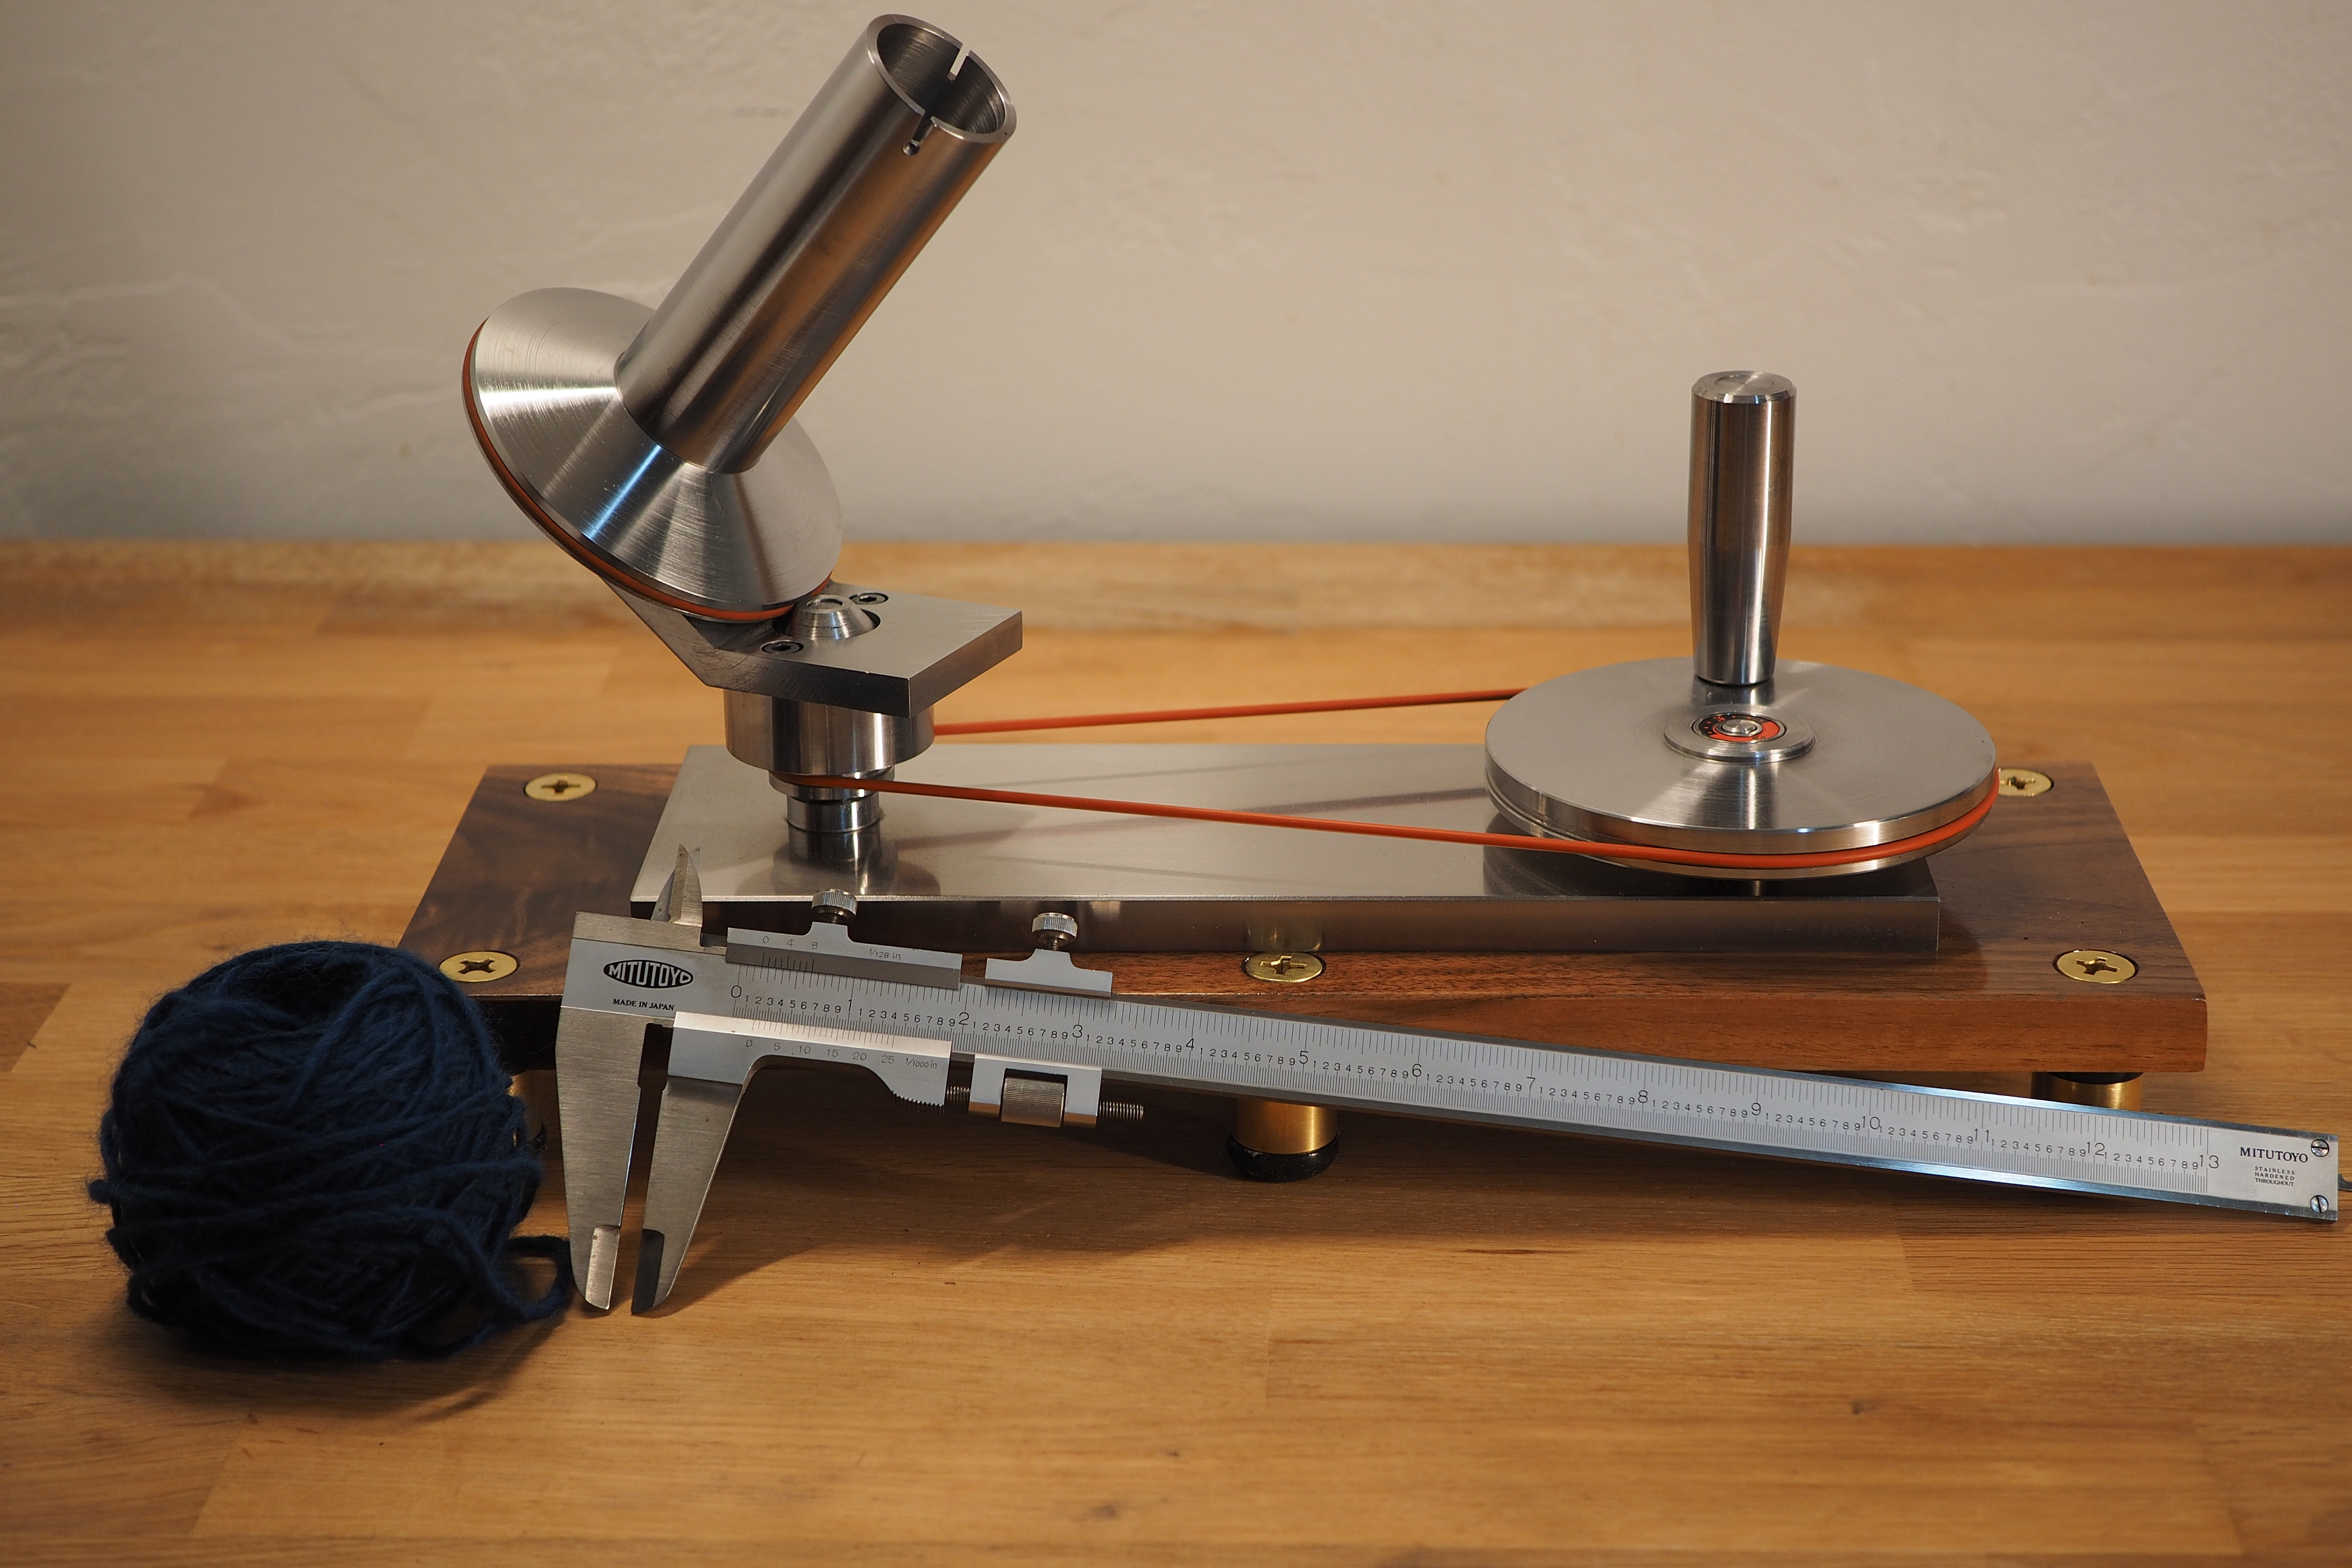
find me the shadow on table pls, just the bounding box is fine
[106,1246,567,1417]
[631,1059,2143,1316]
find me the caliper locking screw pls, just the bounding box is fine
[812,889,858,926]
[1031,911,1078,950]
[942,1082,1143,1124]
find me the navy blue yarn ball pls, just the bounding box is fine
[89,941,570,1359]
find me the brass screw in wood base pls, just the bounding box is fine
[524,772,597,801]
[440,950,517,983]
[1243,952,1324,984]
[2055,949,2136,984]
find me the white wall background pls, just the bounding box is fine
[2,1,2346,545]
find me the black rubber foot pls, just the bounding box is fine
[1227,1136,1338,1183]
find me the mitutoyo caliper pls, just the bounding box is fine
[556,874,2336,1313]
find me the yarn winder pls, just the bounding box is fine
[400,14,2228,1305]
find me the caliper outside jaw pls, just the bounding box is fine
[553,845,712,1310]
[554,869,1097,1311]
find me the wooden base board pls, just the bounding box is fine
[397,756,2203,1076]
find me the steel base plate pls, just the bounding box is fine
[630,744,1940,954]
[1484,658,1997,880]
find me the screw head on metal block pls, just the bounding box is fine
[440,950,518,983]
[812,889,859,926]
[523,772,596,802]
[1998,768,2054,797]
[1031,912,1079,950]
[1700,713,1777,741]
[1663,705,1816,764]
[785,594,878,643]
[2054,949,2136,984]
[1243,952,1325,984]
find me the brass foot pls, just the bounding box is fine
[2029,1071,2143,1112]
[1228,1096,1338,1183]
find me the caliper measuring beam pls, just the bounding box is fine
[555,901,2340,1313]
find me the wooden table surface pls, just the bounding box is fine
[4,541,2348,1565]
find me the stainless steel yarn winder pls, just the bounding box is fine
[422,15,2253,1305]
[461,15,1995,946]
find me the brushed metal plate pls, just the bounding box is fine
[629,745,1938,954]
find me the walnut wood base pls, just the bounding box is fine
[398,757,2204,1076]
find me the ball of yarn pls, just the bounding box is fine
[89,940,570,1358]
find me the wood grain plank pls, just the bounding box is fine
[0,982,68,1072]
[0,697,429,762]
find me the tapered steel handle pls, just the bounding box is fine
[1687,372,1795,688]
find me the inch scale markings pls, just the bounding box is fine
[717,955,2338,1222]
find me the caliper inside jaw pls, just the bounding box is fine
[554,870,1123,1311]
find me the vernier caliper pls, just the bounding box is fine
[555,870,2340,1313]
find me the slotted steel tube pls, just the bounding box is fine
[615,16,1014,473]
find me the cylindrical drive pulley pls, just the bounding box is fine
[727,690,935,835]
[1687,372,1795,689]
